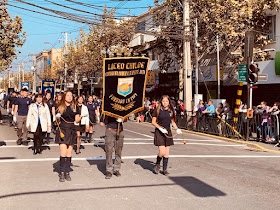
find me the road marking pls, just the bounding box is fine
[123,129,153,138]
[0,138,224,142]
[0,142,244,148]
[1,155,280,163]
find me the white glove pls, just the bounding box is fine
[159,127,168,134]
[55,113,61,119]
[176,129,182,134]
[116,118,123,123]
[80,113,88,118]
[7,109,9,114]
[13,116,17,123]
[11,110,14,115]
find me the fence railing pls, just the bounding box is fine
[175,110,280,144]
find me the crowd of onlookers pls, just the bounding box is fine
[1,89,280,145]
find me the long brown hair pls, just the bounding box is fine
[155,95,176,121]
[57,91,76,114]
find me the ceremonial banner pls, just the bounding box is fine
[21,81,30,91]
[42,80,56,97]
[102,57,150,119]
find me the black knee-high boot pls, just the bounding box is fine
[85,132,89,143]
[153,156,162,174]
[88,133,93,142]
[59,156,66,182]
[65,157,72,181]
[156,156,162,165]
[162,157,169,175]
[46,133,50,144]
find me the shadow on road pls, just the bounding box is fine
[0,141,7,146]
[169,176,226,197]
[87,159,106,175]
[134,159,155,172]
[52,160,74,175]
[0,157,15,160]
[0,176,226,199]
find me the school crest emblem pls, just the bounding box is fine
[117,77,134,97]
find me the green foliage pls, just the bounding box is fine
[54,7,135,80]
[153,0,280,71]
[0,0,26,72]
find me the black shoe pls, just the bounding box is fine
[22,141,29,146]
[76,151,81,155]
[88,139,92,143]
[84,140,87,143]
[105,172,112,179]
[162,170,169,176]
[114,171,121,177]
[33,149,37,155]
[65,173,71,181]
[153,164,160,174]
[16,139,22,145]
[59,172,65,182]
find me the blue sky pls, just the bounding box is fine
[4,0,155,75]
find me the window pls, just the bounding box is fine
[268,15,276,41]
[136,21,145,31]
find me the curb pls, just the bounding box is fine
[139,121,280,154]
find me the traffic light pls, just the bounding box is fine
[247,63,259,84]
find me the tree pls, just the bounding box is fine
[153,0,280,72]
[0,0,26,72]
[53,7,135,84]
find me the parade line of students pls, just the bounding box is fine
[0,89,182,182]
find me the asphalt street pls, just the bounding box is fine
[1,111,280,209]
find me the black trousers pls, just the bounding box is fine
[34,124,45,150]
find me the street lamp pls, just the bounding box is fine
[44,41,56,49]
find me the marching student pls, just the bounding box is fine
[13,89,32,146]
[86,96,98,143]
[26,94,51,155]
[55,91,82,182]
[44,92,56,144]
[7,91,17,127]
[100,115,125,179]
[75,96,89,154]
[152,95,182,175]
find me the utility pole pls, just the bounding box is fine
[217,35,220,99]
[195,18,199,96]
[60,32,70,91]
[244,31,255,141]
[18,64,21,91]
[8,70,10,88]
[22,60,25,81]
[29,54,37,93]
[183,0,192,115]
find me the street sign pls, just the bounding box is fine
[238,64,247,82]
[258,74,268,81]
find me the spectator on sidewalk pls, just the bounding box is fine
[222,101,233,121]
[256,101,270,142]
[268,102,280,142]
[216,103,224,135]
[202,100,215,116]
[13,88,32,146]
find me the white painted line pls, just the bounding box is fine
[0,138,224,142]
[123,129,153,138]
[1,155,280,163]
[0,142,245,148]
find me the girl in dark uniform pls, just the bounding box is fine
[55,91,82,182]
[75,96,89,154]
[44,92,55,144]
[85,96,98,143]
[152,95,182,175]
